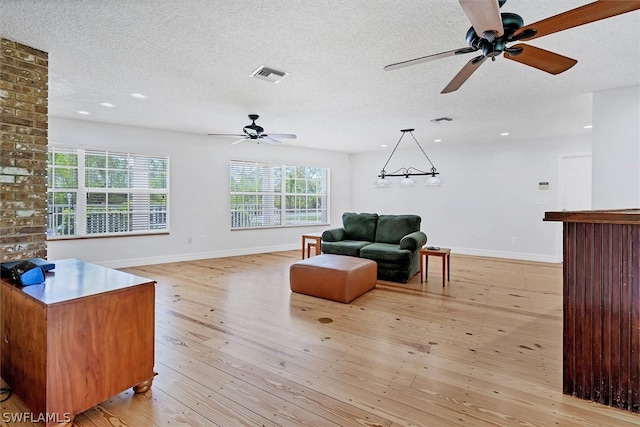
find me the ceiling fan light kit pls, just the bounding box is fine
[375,129,442,188]
[384,0,640,93]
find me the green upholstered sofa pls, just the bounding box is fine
[321,212,427,283]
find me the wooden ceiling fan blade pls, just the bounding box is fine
[459,0,504,39]
[513,0,640,41]
[384,47,477,71]
[504,44,577,75]
[264,133,297,139]
[441,55,487,94]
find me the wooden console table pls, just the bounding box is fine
[0,258,156,425]
[544,209,640,412]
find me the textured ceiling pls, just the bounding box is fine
[2,0,639,153]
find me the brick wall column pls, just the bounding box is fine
[0,39,48,262]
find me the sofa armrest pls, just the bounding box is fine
[322,228,346,242]
[400,231,427,251]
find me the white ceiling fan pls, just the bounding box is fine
[208,114,297,145]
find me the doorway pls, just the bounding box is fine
[556,153,592,261]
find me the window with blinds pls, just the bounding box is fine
[47,147,169,238]
[230,160,329,229]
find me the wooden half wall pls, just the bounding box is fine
[545,209,640,412]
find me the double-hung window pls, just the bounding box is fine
[47,146,169,238]
[230,160,329,229]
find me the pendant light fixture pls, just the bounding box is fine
[375,129,442,188]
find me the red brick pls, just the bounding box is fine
[1,38,48,261]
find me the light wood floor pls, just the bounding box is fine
[2,251,639,426]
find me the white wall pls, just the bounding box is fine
[47,117,603,266]
[592,85,640,208]
[349,135,590,262]
[48,117,352,267]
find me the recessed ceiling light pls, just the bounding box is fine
[584,125,593,129]
[434,139,442,142]
[77,110,90,115]
[500,132,510,136]
[98,102,116,107]
[130,93,148,99]
[381,144,387,148]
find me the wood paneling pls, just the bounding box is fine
[561,221,640,412]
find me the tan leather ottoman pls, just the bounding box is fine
[290,254,377,303]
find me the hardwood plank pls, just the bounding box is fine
[106,380,221,426]
[154,340,390,427]
[2,251,639,426]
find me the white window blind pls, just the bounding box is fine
[47,147,169,238]
[230,160,329,229]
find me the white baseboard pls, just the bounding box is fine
[98,243,299,269]
[448,246,561,264]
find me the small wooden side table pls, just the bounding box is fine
[301,232,323,259]
[420,247,451,286]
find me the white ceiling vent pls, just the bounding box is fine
[250,66,289,84]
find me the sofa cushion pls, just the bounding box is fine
[342,212,378,242]
[375,215,421,244]
[322,240,372,257]
[360,242,412,263]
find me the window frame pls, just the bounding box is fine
[47,145,170,240]
[230,159,330,230]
